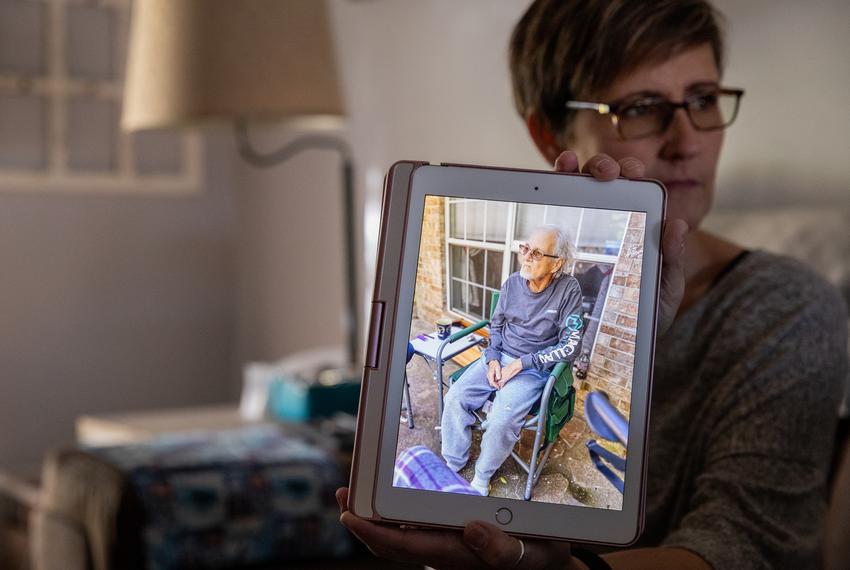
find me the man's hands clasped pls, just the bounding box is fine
[487,359,524,389]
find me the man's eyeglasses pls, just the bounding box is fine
[566,87,744,140]
[518,243,560,262]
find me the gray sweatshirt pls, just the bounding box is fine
[483,272,584,372]
[637,250,848,568]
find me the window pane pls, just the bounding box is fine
[466,200,485,241]
[450,279,466,314]
[450,245,466,281]
[484,288,498,319]
[574,262,614,312]
[469,285,484,319]
[469,248,485,286]
[546,206,581,238]
[485,201,508,243]
[449,202,465,239]
[573,262,615,353]
[515,203,545,240]
[578,210,629,254]
[0,94,47,169]
[67,5,114,80]
[67,98,116,172]
[485,250,503,290]
[0,1,46,75]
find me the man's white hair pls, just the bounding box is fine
[533,224,574,276]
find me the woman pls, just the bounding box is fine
[338,1,848,568]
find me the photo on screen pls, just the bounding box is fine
[392,195,646,510]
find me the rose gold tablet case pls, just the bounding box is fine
[349,160,427,520]
[348,161,664,545]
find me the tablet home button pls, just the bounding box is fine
[495,507,513,525]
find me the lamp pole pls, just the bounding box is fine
[234,120,360,367]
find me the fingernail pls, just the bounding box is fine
[596,158,615,174]
[465,523,487,549]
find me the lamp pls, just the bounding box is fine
[121,0,360,366]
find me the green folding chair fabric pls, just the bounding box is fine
[544,362,576,447]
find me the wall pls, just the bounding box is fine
[585,213,645,417]
[0,132,237,467]
[412,196,447,325]
[232,124,348,366]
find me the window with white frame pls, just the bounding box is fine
[446,199,629,345]
[0,0,199,194]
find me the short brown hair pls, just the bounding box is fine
[509,0,725,141]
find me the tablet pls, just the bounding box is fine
[349,161,665,545]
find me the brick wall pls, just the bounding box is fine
[579,212,646,418]
[413,196,447,323]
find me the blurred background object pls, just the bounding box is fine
[122,0,359,367]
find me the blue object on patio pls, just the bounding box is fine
[393,445,479,495]
[586,440,626,493]
[585,391,628,445]
[585,391,628,494]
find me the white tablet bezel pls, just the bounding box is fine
[354,162,665,545]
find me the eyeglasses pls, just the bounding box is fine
[566,87,744,140]
[518,243,559,262]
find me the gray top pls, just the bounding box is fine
[483,272,584,372]
[637,250,849,569]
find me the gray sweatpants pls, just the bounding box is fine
[440,353,548,481]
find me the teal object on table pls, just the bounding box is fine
[269,374,361,421]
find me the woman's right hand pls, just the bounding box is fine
[553,151,688,335]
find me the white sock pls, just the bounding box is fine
[471,475,490,496]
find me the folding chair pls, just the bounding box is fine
[440,292,577,500]
[585,391,628,493]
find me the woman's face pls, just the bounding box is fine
[567,43,724,230]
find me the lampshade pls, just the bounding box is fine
[121,0,345,132]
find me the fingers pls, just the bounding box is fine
[340,512,485,568]
[553,150,579,172]
[487,365,498,388]
[662,218,689,258]
[618,156,645,178]
[464,521,574,570]
[580,153,620,181]
[657,218,689,335]
[556,152,646,181]
[336,487,349,513]
[463,521,525,568]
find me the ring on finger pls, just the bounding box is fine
[511,539,525,569]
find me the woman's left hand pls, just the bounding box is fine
[336,488,574,569]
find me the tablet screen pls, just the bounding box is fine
[392,195,645,511]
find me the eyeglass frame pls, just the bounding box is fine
[565,87,745,140]
[518,243,560,262]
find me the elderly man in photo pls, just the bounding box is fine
[441,224,584,496]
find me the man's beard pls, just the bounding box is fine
[519,267,532,279]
